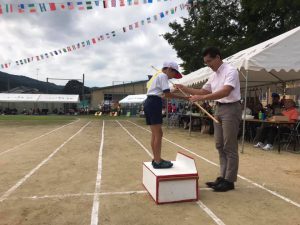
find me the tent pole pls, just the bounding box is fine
[241,70,249,154]
[166,99,169,128]
[189,102,192,136]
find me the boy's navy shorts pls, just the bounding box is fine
[144,95,163,125]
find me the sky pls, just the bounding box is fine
[0,0,188,87]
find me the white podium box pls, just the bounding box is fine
[142,152,199,204]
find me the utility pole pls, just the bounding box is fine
[7,74,10,92]
[46,78,49,94]
[82,73,85,111]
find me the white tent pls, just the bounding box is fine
[119,94,147,104]
[175,26,300,87]
[0,93,80,103]
[174,26,300,152]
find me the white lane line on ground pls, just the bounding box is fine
[90,121,105,225]
[21,191,148,200]
[7,187,257,201]
[116,121,153,158]
[197,201,226,225]
[127,120,300,208]
[0,119,80,157]
[0,121,90,203]
[117,120,226,225]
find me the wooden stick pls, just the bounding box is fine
[169,80,220,124]
[150,66,220,123]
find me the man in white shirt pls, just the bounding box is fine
[145,62,188,169]
[175,47,241,192]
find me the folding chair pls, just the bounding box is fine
[283,120,300,151]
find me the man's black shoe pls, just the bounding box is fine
[212,180,235,192]
[205,177,224,188]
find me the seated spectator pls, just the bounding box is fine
[171,103,177,113]
[266,93,282,116]
[241,101,252,116]
[254,99,299,150]
[252,102,265,119]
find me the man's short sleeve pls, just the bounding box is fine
[159,74,170,93]
[224,69,238,88]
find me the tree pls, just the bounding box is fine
[164,0,300,74]
[63,80,90,100]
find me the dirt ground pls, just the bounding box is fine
[0,117,299,225]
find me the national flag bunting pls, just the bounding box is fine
[86,1,93,10]
[28,3,37,13]
[67,2,74,10]
[77,2,85,10]
[39,3,47,12]
[120,0,125,6]
[6,4,13,13]
[103,0,108,8]
[49,3,56,11]
[60,3,67,10]
[18,4,25,13]
[0,4,183,69]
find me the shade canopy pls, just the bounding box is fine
[119,94,147,104]
[174,26,300,88]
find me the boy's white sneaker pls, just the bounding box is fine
[253,142,264,148]
[263,144,273,151]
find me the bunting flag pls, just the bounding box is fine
[39,3,47,12]
[28,3,37,13]
[0,0,170,15]
[120,0,125,6]
[111,0,117,7]
[18,4,25,13]
[60,3,67,10]
[0,3,187,70]
[103,0,108,8]
[6,4,13,13]
[86,1,93,10]
[49,3,56,11]
[67,2,75,10]
[77,2,85,10]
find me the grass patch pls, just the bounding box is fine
[0,115,76,126]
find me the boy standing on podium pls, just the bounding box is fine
[144,62,188,169]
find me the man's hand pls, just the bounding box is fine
[189,95,206,102]
[173,84,186,91]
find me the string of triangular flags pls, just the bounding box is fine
[0,3,187,70]
[0,0,172,15]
